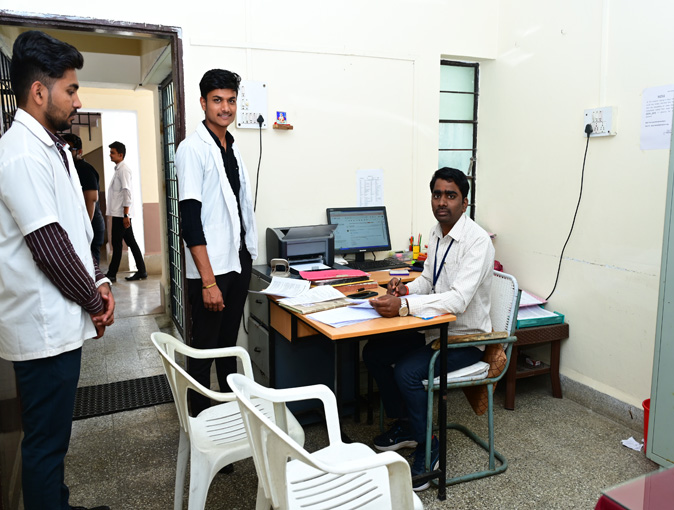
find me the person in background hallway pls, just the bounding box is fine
[0,30,114,510]
[175,69,258,418]
[61,133,105,264]
[365,167,494,491]
[105,140,147,282]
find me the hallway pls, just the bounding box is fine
[66,274,659,509]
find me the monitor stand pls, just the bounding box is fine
[353,252,366,263]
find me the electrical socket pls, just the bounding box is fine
[584,107,616,137]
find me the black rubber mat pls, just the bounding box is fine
[73,374,173,420]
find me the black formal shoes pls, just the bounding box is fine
[125,272,148,281]
[71,505,111,510]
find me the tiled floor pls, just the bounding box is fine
[65,274,660,510]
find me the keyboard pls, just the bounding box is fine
[346,258,411,271]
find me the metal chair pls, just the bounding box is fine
[228,373,423,510]
[151,332,305,510]
[423,270,520,486]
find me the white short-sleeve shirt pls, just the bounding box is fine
[175,122,258,279]
[0,109,96,361]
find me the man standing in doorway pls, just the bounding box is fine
[61,133,105,264]
[106,141,147,282]
[0,30,114,510]
[175,69,258,416]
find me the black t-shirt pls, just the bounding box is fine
[75,159,100,192]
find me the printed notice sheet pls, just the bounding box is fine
[641,84,674,150]
[357,168,384,206]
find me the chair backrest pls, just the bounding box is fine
[150,331,255,433]
[490,271,519,336]
[228,373,417,510]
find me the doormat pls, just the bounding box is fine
[73,374,173,420]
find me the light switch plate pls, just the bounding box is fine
[237,80,268,129]
[584,107,616,137]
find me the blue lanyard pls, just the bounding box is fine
[432,238,454,292]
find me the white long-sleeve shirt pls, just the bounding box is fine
[107,160,133,218]
[406,214,494,339]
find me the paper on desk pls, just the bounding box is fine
[260,277,310,297]
[621,436,643,452]
[290,262,331,272]
[517,306,559,320]
[308,305,382,328]
[519,290,548,308]
[278,285,345,306]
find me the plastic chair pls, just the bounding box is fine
[151,332,305,510]
[227,373,423,510]
[423,270,520,486]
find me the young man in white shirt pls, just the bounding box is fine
[0,30,113,510]
[366,167,494,491]
[105,141,147,282]
[175,69,258,417]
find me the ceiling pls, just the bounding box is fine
[0,24,173,87]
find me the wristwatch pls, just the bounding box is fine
[124,214,129,218]
[399,298,409,317]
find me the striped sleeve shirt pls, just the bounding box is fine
[406,215,495,337]
[24,222,105,315]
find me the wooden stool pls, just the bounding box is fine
[504,323,569,410]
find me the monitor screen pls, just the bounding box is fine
[326,206,392,261]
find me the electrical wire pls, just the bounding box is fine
[546,132,591,301]
[253,116,263,212]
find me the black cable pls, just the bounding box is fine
[253,115,264,212]
[546,126,592,301]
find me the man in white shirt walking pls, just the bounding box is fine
[105,141,147,282]
[366,167,495,491]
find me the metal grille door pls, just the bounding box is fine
[0,52,16,135]
[160,78,185,335]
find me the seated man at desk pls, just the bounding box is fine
[365,167,494,491]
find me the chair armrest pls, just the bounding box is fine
[431,330,508,350]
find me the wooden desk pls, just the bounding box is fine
[504,323,569,410]
[268,296,456,501]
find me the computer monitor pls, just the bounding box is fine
[326,206,392,262]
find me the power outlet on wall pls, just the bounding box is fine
[584,107,616,137]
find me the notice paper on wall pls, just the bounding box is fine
[641,84,674,150]
[357,168,384,206]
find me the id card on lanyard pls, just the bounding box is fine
[432,238,454,294]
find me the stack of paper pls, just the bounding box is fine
[307,300,382,328]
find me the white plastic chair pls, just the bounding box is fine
[228,373,423,510]
[151,332,305,510]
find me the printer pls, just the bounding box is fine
[266,224,336,267]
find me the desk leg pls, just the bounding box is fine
[550,340,562,399]
[504,344,518,410]
[353,341,361,423]
[438,323,447,501]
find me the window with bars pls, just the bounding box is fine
[439,60,479,219]
[0,51,17,136]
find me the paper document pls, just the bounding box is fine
[290,262,331,271]
[260,277,310,298]
[278,286,345,306]
[519,290,547,308]
[308,305,382,328]
[517,306,559,320]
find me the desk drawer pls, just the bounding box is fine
[248,291,269,326]
[248,317,270,377]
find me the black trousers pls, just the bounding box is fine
[107,216,146,277]
[186,248,252,416]
[14,348,81,510]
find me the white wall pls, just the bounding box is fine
[7,1,667,407]
[478,0,674,407]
